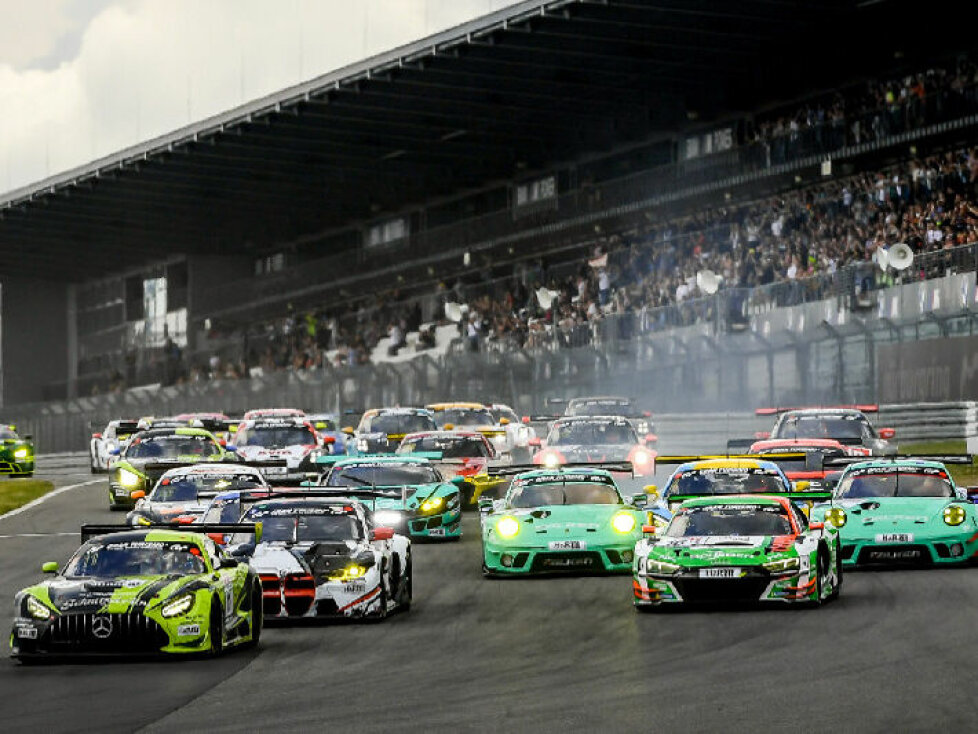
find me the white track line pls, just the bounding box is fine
[0,479,101,522]
[0,532,77,539]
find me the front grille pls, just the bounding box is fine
[260,575,282,615]
[283,574,315,616]
[672,577,770,604]
[856,544,932,565]
[840,545,856,560]
[529,551,602,572]
[46,612,169,653]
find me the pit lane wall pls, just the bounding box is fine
[6,271,978,453]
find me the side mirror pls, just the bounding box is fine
[92,432,102,439]
[521,416,530,424]
[322,436,336,445]
[218,438,227,447]
[794,480,811,493]
[808,522,825,531]
[42,561,58,574]
[130,490,146,500]
[208,533,228,546]
[499,417,510,426]
[631,493,648,508]
[641,524,658,536]
[315,422,327,430]
[372,526,395,541]
[643,484,659,500]
[342,426,355,436]
[528,437,542,447]
[879,427,896,439]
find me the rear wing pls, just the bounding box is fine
[484,461,636,478]
[653,453,807,466]
[664,490,832,504]
[142,458,287,475]
[822,454,974,468]
[81,523,263,544]
[755,404,879,416]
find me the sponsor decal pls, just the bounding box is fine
[177,623,201,637]
[15,625,38,639]
[866,548,921,561]
[343,580,367,593]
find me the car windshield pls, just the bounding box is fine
[548,421,637,446]
[490,407,519,424]
[665,506,793,537]
[774,416,872,441]
[326,464,440,486]
[0,428,19,440]
[237,426,315,448]
[750,447,843,472]
[398,436,489,458]
[65,540,207,577]
[365,414,436,434]
[126,435,221,460]
[837,470,955,498]
[666,468,788,497]
[567,399,631,416]
[151,474,265,503]
[241,507,362,541]
[433,408,494,428]
[509,482,620,507]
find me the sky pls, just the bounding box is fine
[0,0,522,196]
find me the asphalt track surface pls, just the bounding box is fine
[2,457,977,733]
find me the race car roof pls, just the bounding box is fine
[750,438,848,450]
[678,494,791,509]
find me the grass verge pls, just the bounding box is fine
[0,479,56,516]
[900,440,978,485]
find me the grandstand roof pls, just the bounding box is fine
[0,0,960,280]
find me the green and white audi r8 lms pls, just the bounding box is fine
[480,468,647,576]
[10,525,262,660]
[810,458,978,566]
[633,495,841,608]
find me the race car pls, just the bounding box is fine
[480,467,648,576]
[107,427,235,511]
[90,420,140,473]
[1,424,34,478]
[532,416,657,480]
[345,407,438,455]
[227,497,411,620]
[305,413,348,455]
[233,417,328,484]
[563,396,656,442]
[10,524,262,660]
[172,413,237,443]
[748,438,852,491]
[126,463,270,527]
[810,457,978,566]
[632,495,841,608]
[487,404,537,462]
[758,406,895,456]
[242,408,305,421]
[315,456,462,540]
[426,402,513,458]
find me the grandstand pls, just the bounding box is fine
[1,0,976,420]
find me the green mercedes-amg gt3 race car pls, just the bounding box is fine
[480,467,647,576]
[0,423,34,477]
[10,524,262,660]
[633,495,842,608]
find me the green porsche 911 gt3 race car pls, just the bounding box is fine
[0,423,34,477]
[10,525,262,660]
[480,467,647,576]
[633,495,842,608]
[810,458,978,566]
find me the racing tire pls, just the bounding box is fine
[209,600,224,656]
[244,584,263,648]
[828,542,843,601]
[810,547,830,608]
[370,562,389,621]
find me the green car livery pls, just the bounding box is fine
[633,495,841,607]
[316,456,463,539]
[810,458,978,566]
[1,424,34,477]
[10,525,262,659]
[480,468,646,575]
[107,427,234,510]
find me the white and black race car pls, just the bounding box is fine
[226,496,412,620]
[89,420,140,473]
[233,417,328,484]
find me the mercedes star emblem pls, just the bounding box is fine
[91,616,113,639]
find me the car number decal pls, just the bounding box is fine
[548,540,586,551]
[875,533,913,543]
[698,567,744,578]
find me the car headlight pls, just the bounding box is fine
[161,593,195,618]
[117,468,142,488]
[25,595,53,620]
[329,564,368,581]
[14,447,30,459]
[631,449,652,466]
[825,507,847,528]
[420,496,445,513]
[374,510,402,526]
[135,516,151,527]
[495,516,520,539]
[645,559,681,575]
[612,512,637,534]
[763,557,801,573]
[944,505,967,526]
[356,438,369,453]
[542,452,562,468]
[637,421,650,434]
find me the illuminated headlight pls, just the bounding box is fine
[636,421,650,434]
[117,468,142,488]
[612,512,637,533]
[420,496,445,513]
[25,595,53,620]
[825,507,847,528]
[14,447,30,459]
[763,557,800,573]
[495,516,520,539]
[542,453,561,469]
[329,564,368,581]
[161,593,195,618]
[356,438,369,453]
[631,450,652,467]
[645,559,681,575]
[374,511,402,526]
[135,516,151,527]
[517,426,529,442]
[944,505,967,526]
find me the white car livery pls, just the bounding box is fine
[233,418,327,484]
[90,420,140,473]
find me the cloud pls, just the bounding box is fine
[0,0,520,195]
